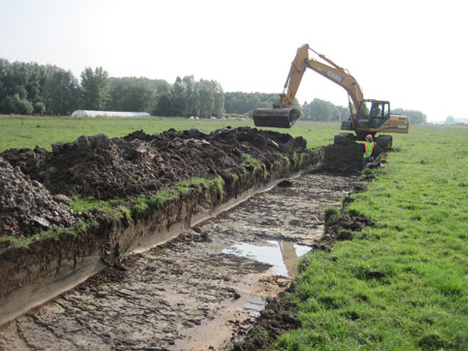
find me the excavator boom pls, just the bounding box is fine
[253,44,362,128]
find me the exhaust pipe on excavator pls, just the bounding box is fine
[252,108,301,128]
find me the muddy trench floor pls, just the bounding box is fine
[0,173,356,351]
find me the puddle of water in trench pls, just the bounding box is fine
[242,295,267,317]
[222,240,311,277]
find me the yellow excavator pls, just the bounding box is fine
[253,44,409,148]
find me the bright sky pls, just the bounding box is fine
[1,0,466,122]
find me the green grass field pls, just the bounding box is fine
[0,115,337,152]
[1,115,467,350]
[276,125,468,350]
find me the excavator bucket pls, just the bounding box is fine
[252,108,301,128]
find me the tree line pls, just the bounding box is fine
[0,58,426,124]
[392,108,427,125]
[0,59,225,118]
[299,100,427,124]
[301,99,348,121]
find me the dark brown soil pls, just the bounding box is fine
[0,127,310,240]
[231,283,299,351]
[315,143,382,176]
[1,127,307,202]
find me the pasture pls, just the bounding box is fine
[0,115,338,152]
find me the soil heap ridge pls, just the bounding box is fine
[316,143,382,176]
[1,127,307,200]
[0,127,310,240]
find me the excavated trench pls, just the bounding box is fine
[0,127,369,350]
[0,173,357,350]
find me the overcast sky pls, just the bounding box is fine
[1,0,466,122]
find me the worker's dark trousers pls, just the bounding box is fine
[362,157,370,170]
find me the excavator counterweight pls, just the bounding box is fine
[253,108,301,128]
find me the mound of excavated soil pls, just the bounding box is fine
[1,127,307,201]
[0,127,310,240]
[0,157,76,239]
[316,143,382,175]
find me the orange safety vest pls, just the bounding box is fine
[364,142,374,158]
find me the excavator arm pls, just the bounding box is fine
[254,44,364,128]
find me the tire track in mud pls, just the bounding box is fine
[0,174,356,351]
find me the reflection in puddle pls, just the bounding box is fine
[222,241,311,277]
[242,296,266,317]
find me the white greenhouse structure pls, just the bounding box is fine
[71,110,150,118]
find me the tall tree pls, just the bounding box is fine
[182,75,197,116]
[43,67,80,115]
[109,85,153,112]
[224,92,284,116]
[80,67,109,110]
[0,60,39,115]
[156,93,177,116]
[212,80,224,118]
[107,82,126,111]
[301,98,345,121]
[0,59,11,103]
[196,79,214,117]
[171,76,187,116]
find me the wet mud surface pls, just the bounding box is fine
[0,173,356,351]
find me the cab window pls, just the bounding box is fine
[383,102,390,118]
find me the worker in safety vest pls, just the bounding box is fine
[363,134,375,169]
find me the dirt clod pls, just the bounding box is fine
[316,142,382,176]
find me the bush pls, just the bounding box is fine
[0,94,34,115]
[33,101,46,115]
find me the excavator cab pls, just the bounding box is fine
[355,100,390,129]
[336,99,395,148]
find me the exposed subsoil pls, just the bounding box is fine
[0,173,357,351]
